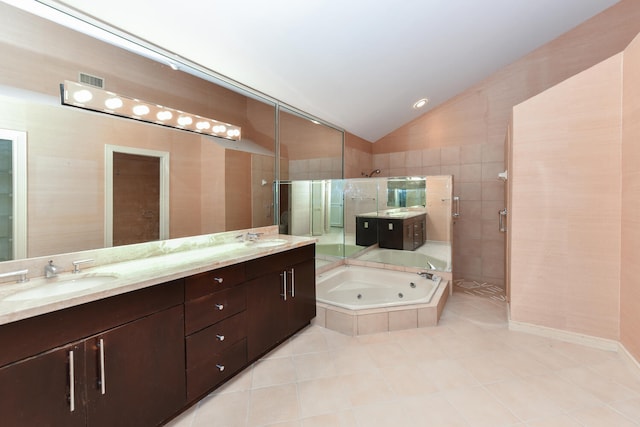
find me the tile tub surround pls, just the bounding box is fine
[0,225,315,325]
[314,276,450,336]
[166,292,640,427]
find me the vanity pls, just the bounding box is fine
[0,228,315,427]
[356,210,427,251]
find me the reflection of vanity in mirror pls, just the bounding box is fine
[280,176,453,274]
[0,2,345,266]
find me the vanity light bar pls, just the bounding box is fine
[60,80,242,141]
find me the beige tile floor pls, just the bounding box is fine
[166,292,640,427]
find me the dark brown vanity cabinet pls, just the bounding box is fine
[355,216,378,246]
[0,280,186,427]
[0,243,317,426]
[245,245,316,361]
[378,214,426,251]
[184,264,248,401]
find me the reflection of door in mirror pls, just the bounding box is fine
[112,153,160,246]
[0,130,26,261]
[105,145,170,247]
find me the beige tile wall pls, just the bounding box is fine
[510,54,623,340]
[621,33,640,362]
[358,0,640,286]
[371,144,504,283]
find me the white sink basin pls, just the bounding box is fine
[247,239,288,248]
[6,275,118,301]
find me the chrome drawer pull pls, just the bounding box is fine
[98,338,106,395]
[215,303,224,311]
[69,350,75,412]
[213,277,223,284]
[216,334,225,341]
[216,364,225,372]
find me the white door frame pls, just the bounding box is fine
[104,144,170,247]
[0,129,27,259]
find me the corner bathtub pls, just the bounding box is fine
[314,266,449,335]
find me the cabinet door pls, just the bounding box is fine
[86,305,186,427]
[0,342,86,427]
[287,259,316,333]
[246,271,288,361]
[379,219,403,249]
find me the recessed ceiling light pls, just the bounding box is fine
[412,98,429,109]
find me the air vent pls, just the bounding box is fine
[78,72,105,89]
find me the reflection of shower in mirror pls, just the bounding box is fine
[361,169,381,177]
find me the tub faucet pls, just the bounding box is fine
[45,260,60,278]
[417,271,434,280]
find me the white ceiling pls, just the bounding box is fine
[42,1,621,141]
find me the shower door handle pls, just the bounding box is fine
[499,209,507,232]
[452,196,460,218]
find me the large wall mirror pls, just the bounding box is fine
[0,2,346,264]
[280,176,453,273]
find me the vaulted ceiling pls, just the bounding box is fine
[29,0,622,141]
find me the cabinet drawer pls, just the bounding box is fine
[186,338,247,401]
[185,263,245,301]
[186,311,247,368]
[185,285,246,334]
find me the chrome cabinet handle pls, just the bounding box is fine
[290,268,295,298]
[213,277,223,284]
[452,196,460,218]
[69,350,75,412]
[215,303,224,311]
[98,338,106,395]
[281,271,287,301]
[216,334,225,341]
[499,208,507,232]
[216,364,225,372]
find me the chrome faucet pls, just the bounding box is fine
[417,271,434,280]
[246,232,263,241]
[45,260,60,278]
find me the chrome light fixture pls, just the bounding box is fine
[60,80,242,141]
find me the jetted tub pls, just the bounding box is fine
[316,265,440,310]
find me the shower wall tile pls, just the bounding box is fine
[460,144,482,164]
[389,151,406,169]
[482,143,505,163]
[440,146,460,165]
[459,163,482,182]
[422,165,441,175]
[460,200,482,220]
[422,148,441,166]
[405,150,422,168]
[457,182,482,201]
[482,181,504,201]
[440,164,460,177]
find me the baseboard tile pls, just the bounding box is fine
[508,320,619,352]
[619,343,640,375]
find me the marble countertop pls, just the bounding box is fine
[356,209,427,220]
[0,232,315,326]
